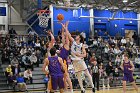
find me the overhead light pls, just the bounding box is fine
[123,0,128,3]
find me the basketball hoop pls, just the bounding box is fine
[37,10,51,28]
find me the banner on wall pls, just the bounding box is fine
[73,9,78,17]
[0,7,6,16]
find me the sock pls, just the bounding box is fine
[102,78,105,86]
[107,78,110,85]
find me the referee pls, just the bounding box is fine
[91,60,99,91]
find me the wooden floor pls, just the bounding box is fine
[70,89,138,93]
[55,88,139,93]
[5,87,140,93]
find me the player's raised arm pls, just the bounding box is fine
[61,27,65,45]
[47,30,55,48]
[61,21,74,42]
[65,21,74,43]
[64,24,70,50]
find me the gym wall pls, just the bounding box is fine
[53,8,138,37]
[94,9,138,36]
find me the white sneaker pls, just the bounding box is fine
[71,89,74,93]
[107,84,110,88]
[103,85,106,88]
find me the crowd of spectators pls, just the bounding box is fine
[1,33,47,91]
[88,35,140,90]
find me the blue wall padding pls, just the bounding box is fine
[53,8,138,37]
[94,9,138,36]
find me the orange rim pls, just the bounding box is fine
[37,10,51,15]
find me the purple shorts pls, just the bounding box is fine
[51,75,64,90]
[123,73,134,82]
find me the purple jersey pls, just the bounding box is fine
[123,61,132,74]
[123,61,134,82]
[60,47,69,60]
[48,56,63,76]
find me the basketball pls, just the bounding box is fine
[57,14,64,21]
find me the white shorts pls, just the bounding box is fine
[73,60,87,72]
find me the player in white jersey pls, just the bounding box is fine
[61,21,95,93]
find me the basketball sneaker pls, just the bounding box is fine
[81,90,85,93]
[92,88,95,93]
[103,84,106,88]
[107,84,110,88]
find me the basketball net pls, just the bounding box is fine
[37,10,51,28]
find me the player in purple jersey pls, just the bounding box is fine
[44,30,55,93]
[43,47,65,93]
[59,27,73,93]
[120,54,138,93]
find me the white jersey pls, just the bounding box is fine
[71,41,83,61]
[71,41,83,54]
[71,41,87,72]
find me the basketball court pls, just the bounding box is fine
[4,87,140,93]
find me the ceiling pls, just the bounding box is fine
[5,0,140,20]
[41,0,140,13]
[6,0,140,13]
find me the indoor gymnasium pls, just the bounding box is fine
[0,0,140,93]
